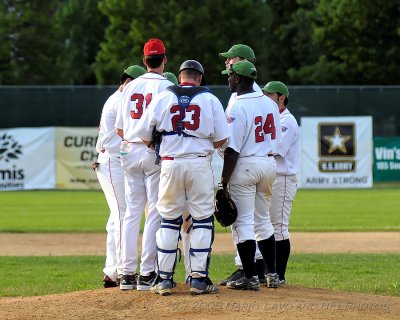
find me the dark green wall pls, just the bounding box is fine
[1,85,399,136]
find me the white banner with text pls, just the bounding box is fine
[0,127,56,191]
[300,116,373,188]
[56,127,100,190]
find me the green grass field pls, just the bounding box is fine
[0,254,398,297]
[0,187,399,298]
[0,187,399,232]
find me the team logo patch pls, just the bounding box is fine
[0,133,23,163]
[318,123,355,172]
[178,96,190,108]
[227,117,235,123]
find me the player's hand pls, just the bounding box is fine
[218,182,229,197]
[92,162,100,171]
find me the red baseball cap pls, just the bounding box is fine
[143,38,165,56]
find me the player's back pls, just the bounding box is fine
[97,90,123,156]
[117,73,172,142]
[228,92,281,157]
[151,88,227,157]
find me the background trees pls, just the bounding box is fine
[0,0,399,85]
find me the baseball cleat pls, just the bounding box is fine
[218,269,244,286]
[266,273,280,288]
[258,273,267,284]
[103,275,118,288]
[190,277,219,295]
[226,275,260,291]
[255,259,267,284]
[119,274,137,290]
[150,279,173,296]
[137,271,157,291]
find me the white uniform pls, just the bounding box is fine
[225,82,262,115]
[225,91,281,244]
[95,90,126,282]
[134,85,228,279]
[115,73,173,277]
[270,108,299,240]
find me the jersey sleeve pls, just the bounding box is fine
[115,95,124,130]
[226,107,246,153]
[277,115,298,157]
[212,97,229,142]
[273,107,282,152]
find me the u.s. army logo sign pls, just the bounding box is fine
[318,123,355,172]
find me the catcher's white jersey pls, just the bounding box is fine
[225,82,263,115]
[134,87,228,157]
[116,73,173,142]
[226,92,281,156]
[96,90,123,157]
[275,108,299,175]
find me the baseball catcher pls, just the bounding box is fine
[214,183,237,227]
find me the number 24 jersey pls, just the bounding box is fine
[226,92,281,157]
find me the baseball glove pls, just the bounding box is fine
[148,128,162,165]
[214,184,237,227]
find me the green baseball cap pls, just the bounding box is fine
[261,81,289,97]
[163,72,178,85]
[124,65,147,79]
[221,60,257,80]
[219,44,256,63]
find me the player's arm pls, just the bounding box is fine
[212,98,229,149]
[277,119,297,157]
[133,99,157,146]
[221,147,239,186]
[214,138,227,149]
[116,128,124,139]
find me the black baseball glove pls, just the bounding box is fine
[214,184,237,227]
[147,128,163,165]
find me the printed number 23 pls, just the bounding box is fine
[130,93,152,119]
[255,114,276,142]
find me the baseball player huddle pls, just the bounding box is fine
[94,38,299,296]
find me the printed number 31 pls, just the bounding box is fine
[130,93,152,119]
[255,114,276,142]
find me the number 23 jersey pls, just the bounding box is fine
[226,92,282,157]
[134,86,228,157]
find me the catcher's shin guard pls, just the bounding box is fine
[189,215,214,277]
[156,217,182,279]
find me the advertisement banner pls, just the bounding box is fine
[373,137,400,181]
[56,127,100,190]
[0,127,56,191]
[300,116,373,188]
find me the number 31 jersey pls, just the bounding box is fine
[115,73,173,142]
[226,92,282,157]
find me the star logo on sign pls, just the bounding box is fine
[323,126,351,154]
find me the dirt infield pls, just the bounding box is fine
[1,232,399,319]
[1,231,400,256]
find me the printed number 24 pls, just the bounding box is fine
[255,114,276,142]
[130,93,152,119]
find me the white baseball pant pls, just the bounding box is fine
[119,143,161,276]
[156,156,215,279]
[270,174,298,240]
[229,157,276,244]
[96,155,126,281]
